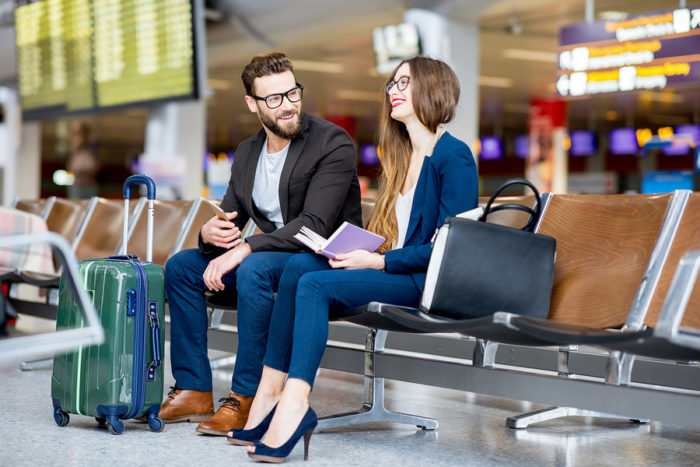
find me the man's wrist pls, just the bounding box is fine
[240,242,252,255]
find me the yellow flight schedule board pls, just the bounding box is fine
[15,0,94,116]
[15,0,199,120]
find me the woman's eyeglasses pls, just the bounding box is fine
[386,76,410,94]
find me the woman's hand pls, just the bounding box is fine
[329,250,385,270]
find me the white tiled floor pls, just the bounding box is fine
[3,318,700,466]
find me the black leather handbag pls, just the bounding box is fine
[420,179,556,320]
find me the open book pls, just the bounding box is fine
[294,221,385,259]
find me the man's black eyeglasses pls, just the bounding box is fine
[250,84,304,109]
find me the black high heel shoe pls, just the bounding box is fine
[227,404,277,446]
[248,407,318,463]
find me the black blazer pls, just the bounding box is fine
[200,114,362,255]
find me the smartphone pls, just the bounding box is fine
[207,200,230,222]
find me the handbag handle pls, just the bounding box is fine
[479,178,541,232]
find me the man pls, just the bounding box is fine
[160,52,362,435]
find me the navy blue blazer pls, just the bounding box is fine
[383,131,478,291]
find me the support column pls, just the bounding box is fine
[0,87,33,206]
[140,100,205,200]
[17,121,41,201]
[404,8,480,150]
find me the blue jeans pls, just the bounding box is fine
[262,253,422,387]
[165,248,295,395]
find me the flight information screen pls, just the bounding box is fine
[15,0,200,120]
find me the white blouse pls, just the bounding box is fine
[395,184,416,249]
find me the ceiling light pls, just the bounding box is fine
[503,49,558,63]
[292,59,344,74]
[478,76,512,88]
[336,89,381,101]
[599,11,628,21]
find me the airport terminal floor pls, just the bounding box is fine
[3,319,699,466]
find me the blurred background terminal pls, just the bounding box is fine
[0,0,698,202]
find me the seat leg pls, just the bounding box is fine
[508,348,648,428]
[557,345,578,375]
[472,339,498,367]
[208,307,226,330]
[209,354,236,370]
[606,351,635,385]
[506,406,649,429]
[20,358,53,371]
[317,328,438,431]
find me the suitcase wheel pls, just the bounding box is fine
[54,409,69,427]
[106,418,125,435]
[148,416,164,432]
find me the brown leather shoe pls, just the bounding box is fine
[195,392,253,436]
[158,386,214,423]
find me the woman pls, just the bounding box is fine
[232,56,478,462]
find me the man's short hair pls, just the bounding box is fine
[241,52,294,96]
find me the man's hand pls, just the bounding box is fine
[329,250,385,270]
[201,211,241,249]
[203,243,252,292]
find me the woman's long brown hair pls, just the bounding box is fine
[366,56,460,252]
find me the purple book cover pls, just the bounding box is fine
[321,222,385,259]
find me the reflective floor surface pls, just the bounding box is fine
[2,318,700,466]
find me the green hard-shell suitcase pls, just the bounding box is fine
[51,175,165,434]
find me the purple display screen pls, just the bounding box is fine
[480,136,502,160]
[610,128,638,155]
[570,130,596,156]
[361,144,380,165]
[663,124,700,156]
[515,135,528,159]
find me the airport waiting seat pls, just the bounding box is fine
[17,198,93,289]
[45,198,91,246]
[507,191,700,362]
[0,207,55,279]
[356,192,677,345]
[318,192,680,430]
[474,191,700,360]
[73,197,127,261]
[317,194,542,431]
[12,197,56,220]
[123,199,195,266]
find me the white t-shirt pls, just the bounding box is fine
[252,138,290,229]
[395,184,416,249]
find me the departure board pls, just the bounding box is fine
[15,0,200,120]
[15,0,94,116]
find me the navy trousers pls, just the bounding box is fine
[165,248,295,395]
[262,253,422,387]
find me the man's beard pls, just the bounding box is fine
[259,106,303,140]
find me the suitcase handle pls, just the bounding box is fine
[148,302,161,382]
[122,175,156,262]
[123,174,156,200]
